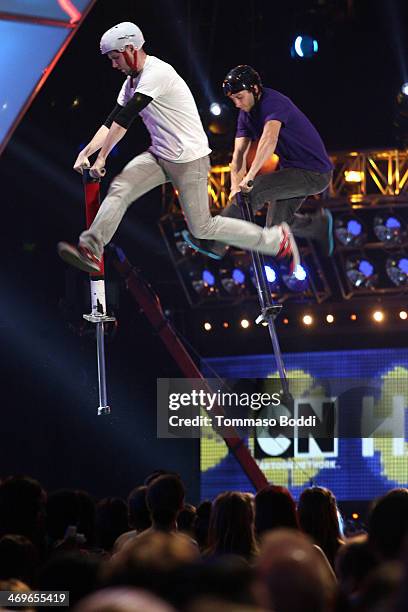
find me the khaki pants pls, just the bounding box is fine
[79,152,283,258]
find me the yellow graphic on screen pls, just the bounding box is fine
[373,366,408,484]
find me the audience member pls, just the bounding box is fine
[368,487,408,561]
[255,485,299,538]
[298,486,344,568]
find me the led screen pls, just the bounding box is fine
[0,0,89,22]
[201,347,408,501]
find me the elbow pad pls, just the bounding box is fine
[114,93,153,129]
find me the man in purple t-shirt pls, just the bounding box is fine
[188,65,334,259]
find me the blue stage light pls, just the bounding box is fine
[386,253,408,286]
[291,35,319,59]
[402,82,408,96]
[294,264,307,281]
[374,214,405,245]
[346,257,377,288]
[335,215,366,247]
[232,268,245,284]
[209,102,222,116]
[202,269,215,286]
[264,265,276,283]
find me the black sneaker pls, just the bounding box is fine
[315,208,334,256]
[57,242,101,273]
[182,230,229,260]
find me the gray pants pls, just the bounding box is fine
[221,167,332,238]
[80,152,285,258]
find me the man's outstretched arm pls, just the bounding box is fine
[240,119,281,189]
[229,136,251,199]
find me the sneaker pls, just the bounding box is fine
[57,242,101,273]
[182,230,229,260]
[315,208,334,256]
[275,222,300,274]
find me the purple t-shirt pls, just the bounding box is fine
[236,87,333,173]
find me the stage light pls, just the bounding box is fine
[222,321,229,328]
[373,214,405,245]
[264,265,276,283]
[303,315,313,326]
[190,268,217,297]
[399,311,408,320]
[386,254,408,286]
[402,83,408,96]
[344,170,364,183]
[291,35,319,59]
[352,512,359,520]
[210,102,222,116]
[283,318,289,325]
[203,322,212,331]
[240,318,250,329]
[350,313,357,321]
[282,264,308,292]
[346,257,377,288]
[373,310,384,322]
[335,215,366,247]
[326,314,334,323]
[220,266,247,296]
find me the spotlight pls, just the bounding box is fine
[335,215,366,247]
[291,35,319,59]
[350,313,357,321]
[352,512,359,520]
[203,322,212,331]
[210,102,222,116]
[282,264,308,292]
[220,266,247,296]
[240,319,250,329]
[344,170,364,183]
[326,314,334,323]
[222,321,229,328]
[399,311,408,320]
[386,254,408,286]
[373,310,384,322]
[190,268,217,297]
[373,215,405,245]
[264,265,276,283]
[346,257,377,288]
[402,83,408,96]
[283,318,289,325]
[302,315,313,326]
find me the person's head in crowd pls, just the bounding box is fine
[96,498,129,552]
[144,470,180,486]
[127,486,151,533]
[194,501,211,552]
[335,534,378,609]
[146,475,185,532]
[38,551,101,608]
[255,485,299,538]
[0,534,39,587]
[298,486,343,568]
[353,561,401,612]
[207,492,258,561]
[0,476,45,547]
[103,530,198,607]
[256,528,336,612]
[368,487,408,561]
[177,504,196,538]
[76,490,97,548]
[182,555,258,608]
[73,587,175,612]
[46,489,81,545]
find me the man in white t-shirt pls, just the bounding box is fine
[58,22,299,272]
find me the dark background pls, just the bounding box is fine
[1,0,407,503]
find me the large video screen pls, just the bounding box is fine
[201,347,408,501]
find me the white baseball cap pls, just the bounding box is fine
[100,22,145,54]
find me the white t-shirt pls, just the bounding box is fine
[117,55,211,163]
